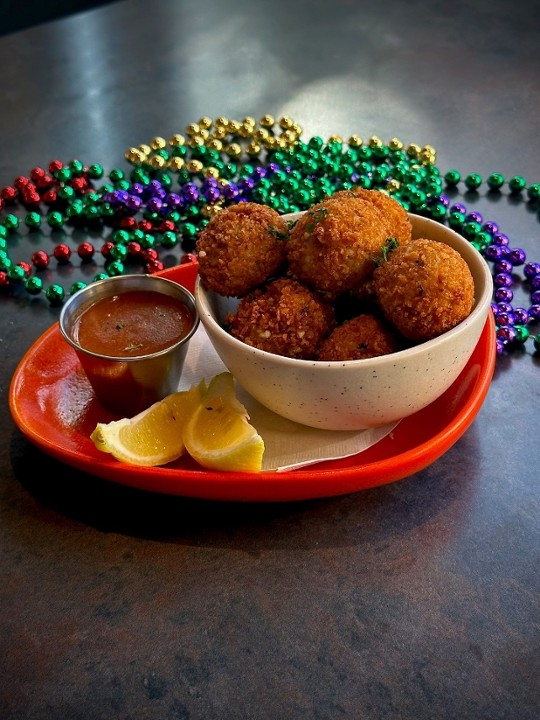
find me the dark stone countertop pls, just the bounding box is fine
[1,1,539,718]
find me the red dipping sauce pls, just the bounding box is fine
[73,289,195,358]
[59,274,200,415]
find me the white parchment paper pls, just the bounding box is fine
[180,326,398,472]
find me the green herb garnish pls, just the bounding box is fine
[374,237,399,266]
[305,206,328,233]
[268,226,289,240]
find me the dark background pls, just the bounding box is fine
[1,1,539,719]
[0,0,120,36]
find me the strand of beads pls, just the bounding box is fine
[442,170,540,355]
[1,114,539,357]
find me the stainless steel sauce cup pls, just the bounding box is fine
[59,274,200,416]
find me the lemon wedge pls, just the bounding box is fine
[90,381,206,467]
[183,372,265,472]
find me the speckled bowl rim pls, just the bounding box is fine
[195,212,494,369]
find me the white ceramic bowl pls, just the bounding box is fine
[195,213,493,430]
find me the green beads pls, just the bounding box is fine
[45,284,65,305]
[444,170,461,186]
[464,173,482,190]
[24,212,41,229]
[24,277,43,295]
[527,183,540,201]
[47,211,64,229]
[106,260,125,276]
[4,213,19,231]
[513,325,529,344]
[69,281,87,295]
[508,175,526,193]
[7,264,26,282]
[487,172,505,190]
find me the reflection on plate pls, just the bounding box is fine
[9,263,496,502]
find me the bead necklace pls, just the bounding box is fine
[1,114,539,358]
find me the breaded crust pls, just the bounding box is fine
[332,187,412,246]
[286,196,388,298]
[317,313,403,361]
[228,278,335,359]
[373,237,475,341]
[196,202,289,297]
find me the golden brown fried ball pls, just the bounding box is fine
[373,237,475,341]
[196,202,289,297]
[332,187,412,246]
[286,196,388,299]
[317,313,403,361]
[227,278,335,359]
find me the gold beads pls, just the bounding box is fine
[246,141,262,157]
[125,147,145,164]
[169,133,185,147]
[260,114,275,128]
[224,142,242,158]
[201,204,223,218]
[149,155,166,169]
[406,143,421,159]
[198,116,212,130]
[124,114,306,171]
[150,136,166,150]
[167,156,185,171]
[186,160,204,174]
[203,166,220,179]
[206,138,223,152]
[420,144,437,164]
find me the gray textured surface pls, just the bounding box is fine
[1,1,539,718]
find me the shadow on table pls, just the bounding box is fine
[10,426,480,552]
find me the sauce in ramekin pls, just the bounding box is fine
[73,289,195,357]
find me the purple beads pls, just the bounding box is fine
[508,248,526,265]
[524,262,540,279]
[493,272,513,288]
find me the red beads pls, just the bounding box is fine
[101,241,115,259]
[159,220,176,233]
[17,261,32,276]
[48,160,63,174]
[14,175,30,189]
[30,167,46,181]
[119,216,137,230]
[53,244,71,264]
[1,186,18,202]
[42,189,58,205]
[70,176,88,193]
[146,259,165,274]
[77,242,95,261]
[138,219,153,233]
[31,250,49,269]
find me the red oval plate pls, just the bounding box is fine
[9,262,496,502]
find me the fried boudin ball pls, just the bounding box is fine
[332,187,412,246]
[196,202,289,297]
[373,238,475,341]
[227,278,335,359]
[317,313,403,361]
[286,195,388,299]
